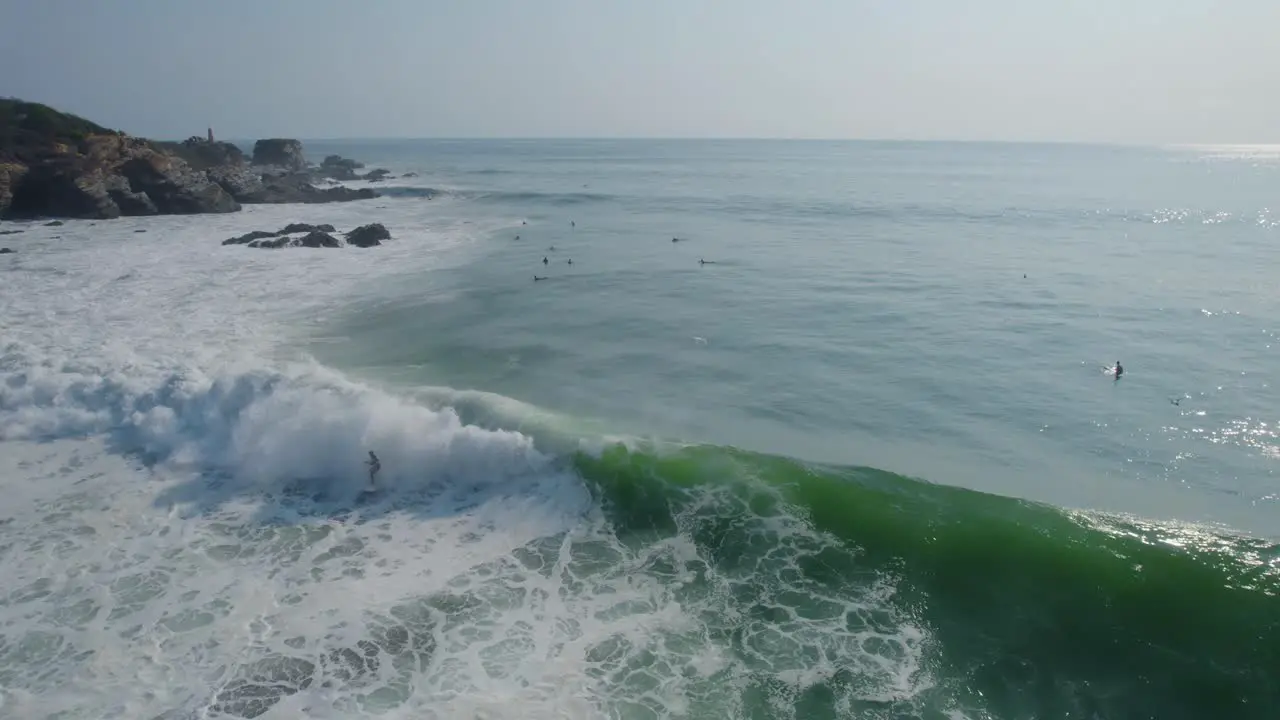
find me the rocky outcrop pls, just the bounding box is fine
[159,137,247,170]
[116,151,240,214]
[344,223,390,248]
[3,130,240,219]
[222,230,279,246]
[1,99,385,220]
[247,231,340,249]
[0,229,22,235]
[318,155,363,181]
[221,222,388,249]
[251,139,306,170]
[255,173,377,204]
[0,247,14,254]
[207,159,380,206]
[207,164,268,203]
[297,230,341,248]
[281,222,335,234]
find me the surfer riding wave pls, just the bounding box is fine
[366,450,381,488]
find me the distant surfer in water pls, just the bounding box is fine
[366,451,381,488]
[543,256,548,265]
[1114,361,1123,379]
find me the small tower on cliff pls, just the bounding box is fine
[207,127,214,143]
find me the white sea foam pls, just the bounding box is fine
[0,200,930,719]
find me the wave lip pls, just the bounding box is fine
[0,349,558,508]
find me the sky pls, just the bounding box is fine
[1,0,1277,143]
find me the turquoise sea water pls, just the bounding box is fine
[1,139,1276,719]
[313,140,1280,534]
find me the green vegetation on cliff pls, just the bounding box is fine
[0,99,116,163]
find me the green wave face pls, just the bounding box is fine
[573,443,1280,720]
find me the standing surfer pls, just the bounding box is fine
[366,451,381,488]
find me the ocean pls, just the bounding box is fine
[0,139,1276,719]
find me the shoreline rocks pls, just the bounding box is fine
[1,99,390,220]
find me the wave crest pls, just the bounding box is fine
[0,347,551,503]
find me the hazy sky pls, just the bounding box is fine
[2,0,1276,143]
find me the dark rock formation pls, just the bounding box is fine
[223,222,388,249]
[281,222,335,234]
[0,247,13,254]
[363,168,391,182]
[206,164,268,202]
[222,223,338,246]
[44,220,63,226]
[246,230,340,249]
[402,172,418,178]
[208,158,379,206]
[318,155,364,181]
[246,236,290,249]
[236,172,377,204]
[0,229,22,235]
[222,230,279,246]
[251,139,306,170]
[116,153,239,214]
[297,230,341,248]
[323,154,364,170]
[158,138,247,170]
[310,185,377,203]
[344,223,390,248]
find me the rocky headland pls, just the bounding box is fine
[0,99,388,220]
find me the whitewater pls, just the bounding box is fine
[0,205,922,720]
[1,140,1278,720]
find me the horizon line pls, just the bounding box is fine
[188,135,1229,149]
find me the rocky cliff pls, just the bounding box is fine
[0,99,380,220]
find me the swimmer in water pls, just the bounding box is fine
[542,256,548,265]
